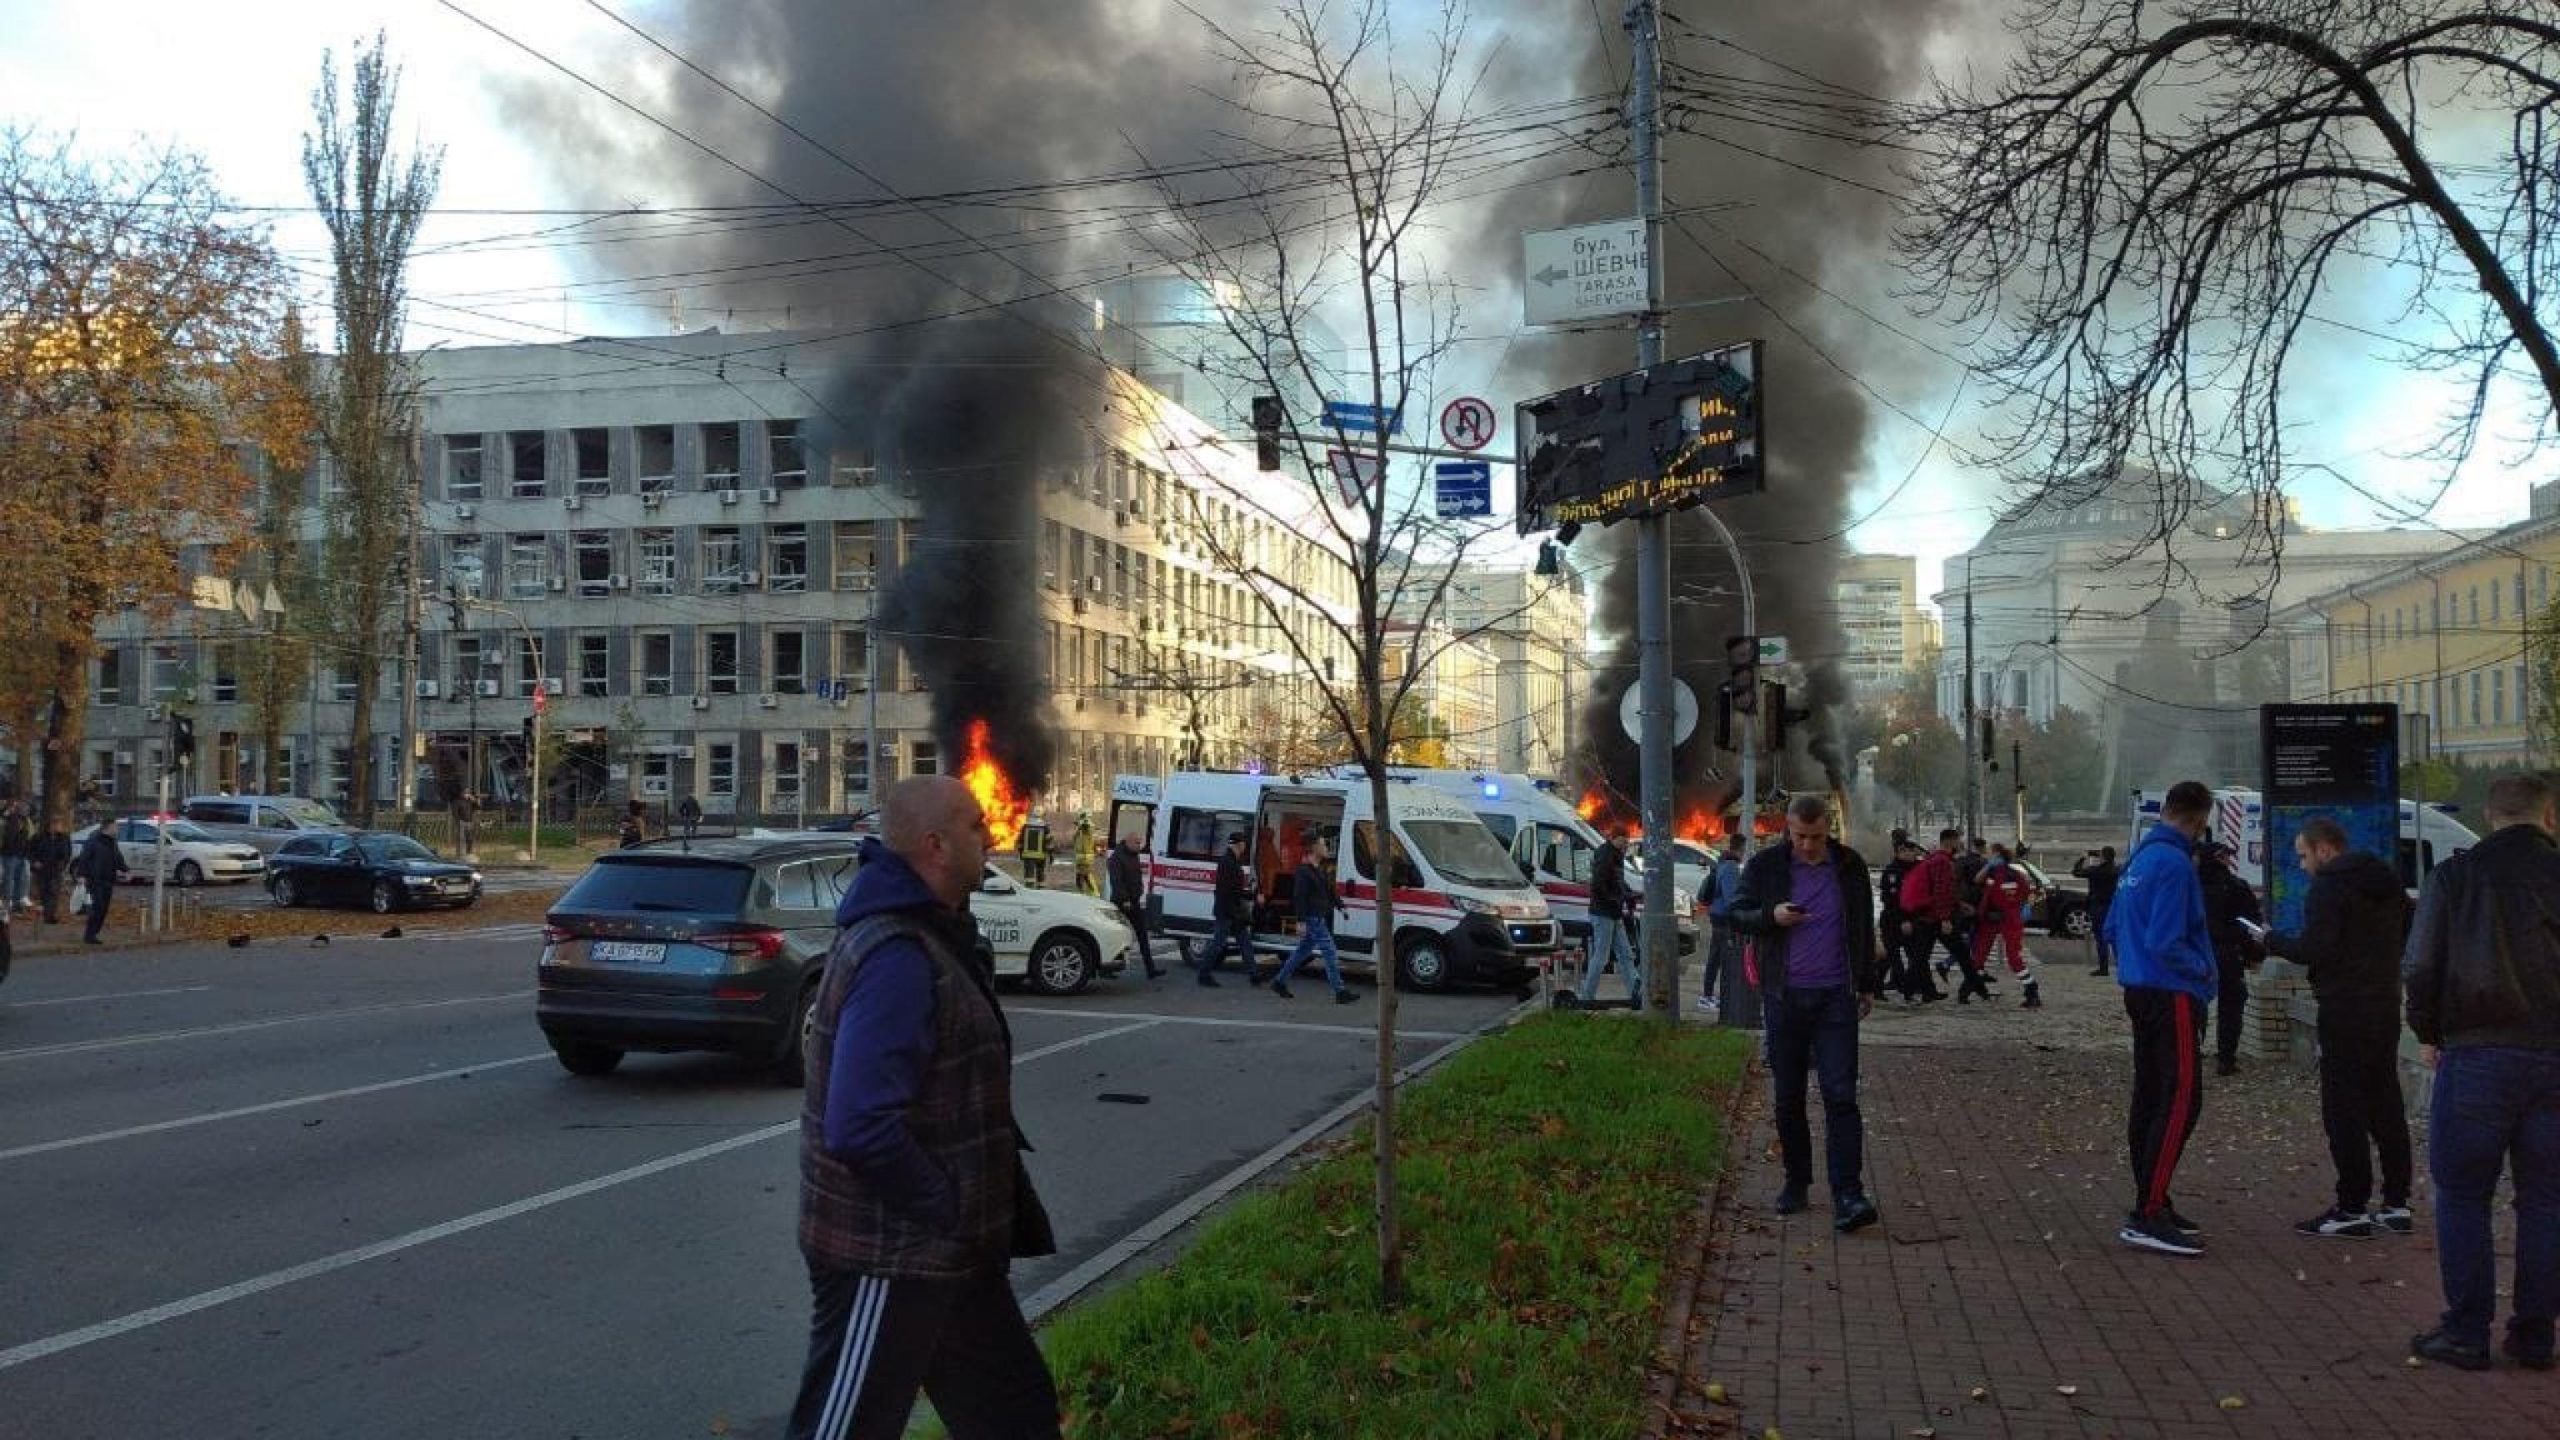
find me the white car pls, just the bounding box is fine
[1631,839,1716,907]
[973,865,1133,994]
[73,817,267,886]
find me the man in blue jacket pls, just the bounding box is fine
[787,775,1059,1440]
[2105,779,2219,1258]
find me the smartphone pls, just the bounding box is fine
[2236,917,2269,939]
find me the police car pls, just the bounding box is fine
[972,863,1134,994]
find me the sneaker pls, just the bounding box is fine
[2410,1328,2493,1371]
[1771,1184,1809,1216]
[2368,1205,2413,1235]
[2160,1204,2203,1238]
[2118,1212,2204,1256]
[2504,1333,2557,1372]
[1834,1193,1880,1233]
[2295,1205,2375,1239]
[1333,989,1357,1005]
[1196,973,1221,988]
[2215,1055,2239,1077]
[1269,984,1294,1000]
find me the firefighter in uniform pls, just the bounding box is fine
[1071,815,1098,895]
[1017,811,1051,888]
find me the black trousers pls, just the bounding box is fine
[786,1262,1060,1440]
[1114,900,1155,972]
[2318,1000,2414,1210]
[33,861,62,922]
[2214,959,2250,1062]
[2125,987,2205,1219]
[1893,922,1948,999]
[81,877,112,942]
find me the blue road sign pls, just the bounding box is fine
[1322,399,1400,435]
[1434,460,1492,518]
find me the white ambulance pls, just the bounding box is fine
[1110,772,1558,991]
[1346,767,1698,957]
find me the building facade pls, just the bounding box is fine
[72,330,1355,822]
[1834,553,1937,703]
[2275,510,2560,768]
[1405,563,1587,779]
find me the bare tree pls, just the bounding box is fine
[1899,1,2560,594]
[1135,0,1545,1306]
[303,33,441,822]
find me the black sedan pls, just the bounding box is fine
[268,831,483,913]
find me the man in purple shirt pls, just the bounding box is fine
[1729,794,1886,1232]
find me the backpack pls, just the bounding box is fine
[1898,862,1935,916]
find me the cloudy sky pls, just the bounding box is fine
[4,0,2549,611]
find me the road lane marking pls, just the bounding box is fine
[0,1053,555,1164]
[2,985,214,1010]
[0,1017,1157,1371]
[1020,993,1536,1320]
[1009,1004,1461,1041]
[0,992,529,1064]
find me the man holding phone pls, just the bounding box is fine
[1727,794,1885,1233]
[2265,816,2414,1240]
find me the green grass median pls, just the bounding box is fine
[1040,1014,1751,1439]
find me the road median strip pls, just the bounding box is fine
[1035,1013,1750,1439]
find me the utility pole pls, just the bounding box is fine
[1962,553,1979,844]
[863,611,880,809]
[398,430,423,825]
[1627,0,1681,1020]
[2012,737,2025,847]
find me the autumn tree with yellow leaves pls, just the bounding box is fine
[0,132,307,831]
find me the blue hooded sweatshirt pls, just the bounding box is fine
[2104,822,2216,1002]
[819,838,969,1218]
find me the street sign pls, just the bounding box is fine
[1439,396,1496,452]
[2259,704,2399,934]
[1515,340,1765,534]
[1433,461,1492,519]
[1754,636,1789,665]
[1619,679,1698,747]
[1321,399,1400,435]
[1522,217,1648,326]
[1326,448,1384,508]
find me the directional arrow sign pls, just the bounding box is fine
[1522,217,1648,326]
[1755,636,1789,665]
[1433,461,1492,519]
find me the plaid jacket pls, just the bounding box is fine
[798,907,1020,1277]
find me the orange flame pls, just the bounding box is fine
[957,719,1031,851]
[1580,785,1729,845]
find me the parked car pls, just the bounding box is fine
[2013,859,2093,939]
[536,835,862,1081]
[69,817,265,886]
[268,831,482,913]
[179,794,348,855]
[971,863,1132,994]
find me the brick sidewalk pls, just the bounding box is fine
[1652,975,2550,1438]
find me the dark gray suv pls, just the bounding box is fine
[536,836,861,1082]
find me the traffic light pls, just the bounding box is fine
[1251,395,1284,472]
[171,713,196,767]
[1723,634,1760,716]
[1980,716,1997,766]
[1714,685,1737,751]
[1763,685,1813,752]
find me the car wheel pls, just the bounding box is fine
[173,860,202,888]
[1027,932,1098,996]
[1394,930,1452,993]
[771,980,819,1086]
[370,881,398,915]
[550,1040,624,1077]
[272,875,298,908]
[2059,903,2093,939]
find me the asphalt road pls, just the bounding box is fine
[0,928,1526,1439]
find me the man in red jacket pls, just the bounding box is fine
[1907,829,1988,1001]
[1971,843,2040,1008]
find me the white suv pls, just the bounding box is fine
[179,795,348,855]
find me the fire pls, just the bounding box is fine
[957,719,1031,851]
[1580,784,1731,845]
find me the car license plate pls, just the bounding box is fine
[591,941,666,964]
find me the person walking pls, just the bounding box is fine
[2106,780,2218,1257]
[1576,828,1642,1008]
[1971,843,2041,1008]
[453,788,479,858]
[2264,816,2414,1241]
[784,775,1060,1439]
[1104,831,1163,979]
[1270,836,1354,1004]
[2197,841,2264,1077]
[1697,832,1747,1013]
[1,798,32,913]
[30,824,71,923]
[1728,795,1885,1233]
[1069,816,1097,896]
[1194,831,1260,986]
[75,819,123,945]
[2073,845,2121,976]
[2403,772,2560,1373]
[1877,837,1927,1004]
[618,799,649,849]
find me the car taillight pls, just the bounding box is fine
[700,927,786,960]
[541,925,576,944]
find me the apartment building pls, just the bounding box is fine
[1834,553,1937,704]
[74,329,1355,821]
